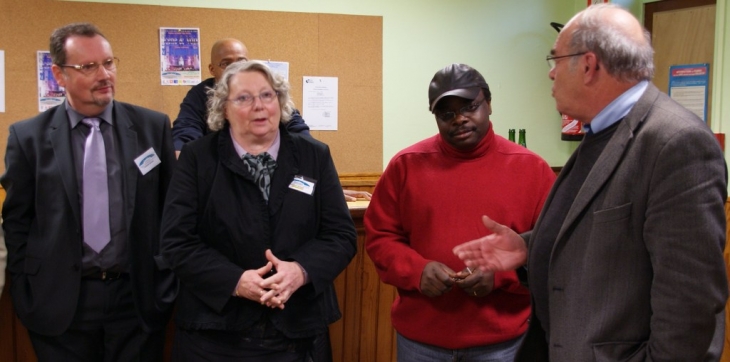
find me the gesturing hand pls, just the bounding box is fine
[453,215,527,272]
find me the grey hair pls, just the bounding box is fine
[206,60,295,131]
[567,3,654,82]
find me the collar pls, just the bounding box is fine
[66,101,114,129]
[438,122,494,159]
[585,80,648,134]
[230,128,281,161]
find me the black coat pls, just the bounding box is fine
[160,124,356,338]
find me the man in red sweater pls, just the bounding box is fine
[365,63,555,361]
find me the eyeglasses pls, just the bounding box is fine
[227,90,279,107]
[434,98,485,123]
[218,57,248,69]
[59,57,119,75]
[546,52,586,69]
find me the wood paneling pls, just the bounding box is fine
[329,172,396,362]
[330,199,396,362]
[339,172,380,194]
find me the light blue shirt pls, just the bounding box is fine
[584,80,648,134]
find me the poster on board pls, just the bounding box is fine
[37,51,65,112]
[255,60,290,82]
[302,76,338,131]
[159,28,201,85]
[668,63,709,122]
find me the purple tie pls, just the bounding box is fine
[82,118,111,253]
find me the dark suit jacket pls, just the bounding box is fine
[518,84,728,361]
[1,101,177,335]
[160,124,356,338]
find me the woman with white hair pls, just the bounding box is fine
[160,60,357,361]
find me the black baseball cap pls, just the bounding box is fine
[428,63,489,112]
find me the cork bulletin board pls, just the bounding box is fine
[0,0,383,173]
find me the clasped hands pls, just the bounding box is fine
[421,215,531,297]
[420,261,494,298]
[233,249,306,309]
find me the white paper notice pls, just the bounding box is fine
[0,50,5,113]
[670,86,706,121]
[302,77,338,130]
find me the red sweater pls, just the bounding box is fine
[365,125,555,349]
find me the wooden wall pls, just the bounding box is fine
[0,0,383,174]
[331,179,398,361]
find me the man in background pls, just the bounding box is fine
[365,63,555,361]
[454,4,728,361]
[2,23,176,360]
[172,37,370,201]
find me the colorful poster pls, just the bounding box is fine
[669,63,709,122]
[37,51,65,112]
[159,28,201,86]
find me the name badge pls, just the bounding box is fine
[134,147,161,175]
[289,175,316,195]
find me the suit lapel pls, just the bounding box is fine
[553,84,660,248]
[113,102,139,230]
[268,132,298,216]
[529,148,577,248]
[218,127,254,179]
[554,126,631,244]
[49,108,81,227]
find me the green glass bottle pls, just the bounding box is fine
[518,129,526,148]
[508,129,516,142]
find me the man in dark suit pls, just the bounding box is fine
[1,23,176,361]
[454,4,728,361]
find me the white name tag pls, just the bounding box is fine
[134,147,161,175]
[288,175,316,195]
